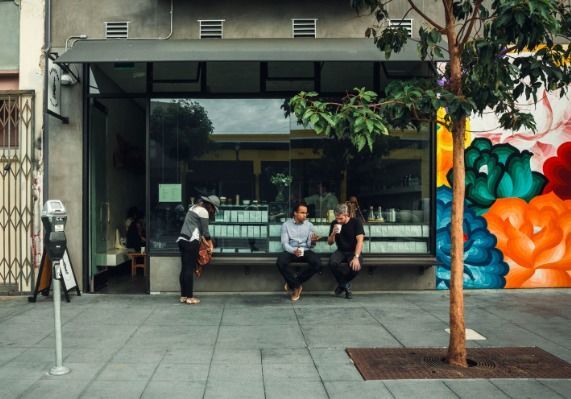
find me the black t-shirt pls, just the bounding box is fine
[329,217,365,252]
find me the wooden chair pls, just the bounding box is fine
[128,252,147,277]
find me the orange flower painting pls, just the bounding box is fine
[436,108,471,187]
[483,192,571,288]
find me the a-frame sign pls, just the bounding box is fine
[28,249,81,303]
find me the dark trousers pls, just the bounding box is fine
[276,250,321,289]
[178,240,199,297]
[329,250,361,288]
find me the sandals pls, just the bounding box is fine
[179,296,200,304]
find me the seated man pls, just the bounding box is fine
[327,203,365,299]
[276,202,320,302]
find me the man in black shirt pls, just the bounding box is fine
[327,203,365,299]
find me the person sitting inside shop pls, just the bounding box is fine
[276,201,320,302]
[126,214,146,253]
[327,203,365,299]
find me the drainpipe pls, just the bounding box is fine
[42,0,50,197]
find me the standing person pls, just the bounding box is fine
[327,203,365,299]
[276,202,320,301]
[177,195,220,305]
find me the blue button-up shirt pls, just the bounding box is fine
[280,219,314,254]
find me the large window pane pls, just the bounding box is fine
[149,98,432,256]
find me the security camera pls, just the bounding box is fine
[60,73,75,86]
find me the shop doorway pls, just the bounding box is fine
[88,98,146,293]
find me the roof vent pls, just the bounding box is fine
[388,19,413,37]
[105,21,129,39]
[292,19,317,38]
[199,20,225,39]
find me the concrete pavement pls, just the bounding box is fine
[0,289,570,398]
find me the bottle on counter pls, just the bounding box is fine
[376,206,384,222]
[368,206,375,222]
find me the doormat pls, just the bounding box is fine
[346,347,571,380]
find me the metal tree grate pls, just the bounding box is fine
[346,347,571,379]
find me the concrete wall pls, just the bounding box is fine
[150,256,435,293]
[0,1,20,70]
[50,0,443,45]
[46,73,84,288]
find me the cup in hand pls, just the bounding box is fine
[298,247,304,257]
[334,224,342,234]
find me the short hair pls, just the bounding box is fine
[334,203,349,216]
[293,201,309,213]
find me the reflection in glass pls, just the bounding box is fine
[149,99,432,255]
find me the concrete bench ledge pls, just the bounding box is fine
[207,255,437,269]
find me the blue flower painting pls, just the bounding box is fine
[436,186,509,289]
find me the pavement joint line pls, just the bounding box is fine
[362,306,406,348]
[202,302,226,399]
[482,306,571,351]
[260,348,267,399]
[139,349,168,398]
[292,299,331,399]
[488,379,518,399]
[441,380,466,399]
[536,379,568,399]
[75,303,160,399]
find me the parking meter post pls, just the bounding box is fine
[50,260,70,376]
[42,200,71,376]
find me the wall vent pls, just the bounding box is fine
[292,19,317,38]
[199,20,225,39]
[105,21,129,39]
[388,19,413,37]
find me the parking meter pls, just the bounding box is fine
[41,200,67,262]
[41,199,70,376]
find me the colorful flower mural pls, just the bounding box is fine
[453,138,547,215]
[470,86,571,172]
[435,186,509,289]
[436,108,471,187]
[483,193,571,288]
[543,141,571,200]
[435,67,571,289]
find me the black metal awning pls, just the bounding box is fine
[55,38,445,64]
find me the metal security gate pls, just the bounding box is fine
[0,91,36,294]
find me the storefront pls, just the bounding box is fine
[56,38,437,292]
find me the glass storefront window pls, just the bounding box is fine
[149,98,431,256]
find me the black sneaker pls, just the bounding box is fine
[345,289,353,299]
[334,286,344,296]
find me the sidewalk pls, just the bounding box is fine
[0,289,570,399]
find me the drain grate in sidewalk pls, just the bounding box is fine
[346,347,571,380]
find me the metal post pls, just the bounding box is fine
[49,260,70,376]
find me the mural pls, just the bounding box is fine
[436,84,571,289]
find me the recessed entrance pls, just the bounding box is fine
[89,97,146,293]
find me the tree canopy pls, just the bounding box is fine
[289,0,571,367]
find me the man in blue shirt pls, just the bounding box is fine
[276,202,320,301]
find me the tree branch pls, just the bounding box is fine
[407,0,446,33]
[458,0,483,48]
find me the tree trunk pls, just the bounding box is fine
[443,0,468,368]
[447,116,468,367]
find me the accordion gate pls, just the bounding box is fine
[0,91,36,294]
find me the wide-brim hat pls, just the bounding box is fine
[200,195,220,212]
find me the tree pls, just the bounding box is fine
[290,0,571,367]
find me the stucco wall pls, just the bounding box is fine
[50,0,443,45]
[0,1,20,71]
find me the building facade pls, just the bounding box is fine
[3,0,568,294]
[0,0,44,294]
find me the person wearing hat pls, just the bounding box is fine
[177,195,220,305]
